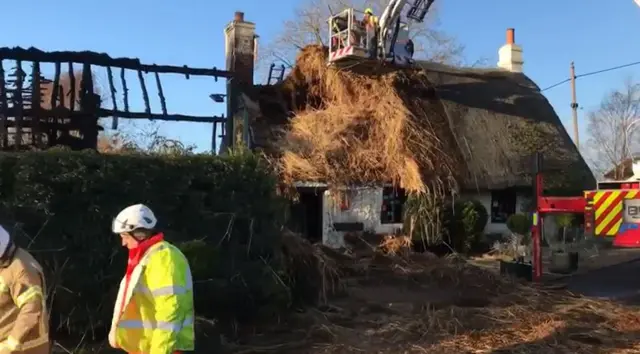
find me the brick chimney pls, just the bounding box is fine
[497,28,523,73]
[224,11,256,84]
[223,11,257,151]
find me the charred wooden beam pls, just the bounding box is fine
[106,66,118,129]
[14,60,24,149]
[68,63,76,112]
[219,121,226,153]
[98,109,224,123]
[211,120,217,152]
[80,64,94,102]
[137,70,151,116]
[154,70,167,115]
[0,62,6,148]
[1,119,104,131]
[80,64,99,150]
[58,84,65,108]
[7,107,226,123]
[31,61,42,145]
[0,47,232,79]
[50,62,61,109]
[120,68,129,113]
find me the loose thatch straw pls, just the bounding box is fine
[275,46,463,193]
[232,247,640,354]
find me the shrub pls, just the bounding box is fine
[0,150,287,338]
[506,213,532,236]
[444,199,488,253]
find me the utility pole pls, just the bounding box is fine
[570,62,579,149]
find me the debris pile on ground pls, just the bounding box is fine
[231,235,640,354]
[265,45,463,193]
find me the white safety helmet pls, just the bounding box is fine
[0,225,9,257]
[111,204,157,234]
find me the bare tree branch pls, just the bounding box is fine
[585,76,640,178]
[98,120,195,155]
[257,0,467,83]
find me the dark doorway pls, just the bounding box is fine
[289,187,324,243]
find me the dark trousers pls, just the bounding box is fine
[367,29,378,58]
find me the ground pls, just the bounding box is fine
[471,246,640,280]
[229,244,640,354]
[53,245,640,353]
[565,258,640,305]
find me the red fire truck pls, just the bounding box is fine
[531,154,640,281]
[584,180,640,248]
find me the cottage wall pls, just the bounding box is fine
[320,187,533,248]
[460,191,530,235]
[321,188,403,248]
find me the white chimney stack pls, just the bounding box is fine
[497,28,523,73]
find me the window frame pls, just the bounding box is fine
[380,186,406,224]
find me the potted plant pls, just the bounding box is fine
[499,213,533,281]
[548,213,579,274]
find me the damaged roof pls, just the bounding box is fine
[416,61,595,192]
[243,56,595,193]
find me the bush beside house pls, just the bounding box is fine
[444,199,489,254]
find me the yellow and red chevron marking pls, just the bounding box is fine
[590,190,640,236]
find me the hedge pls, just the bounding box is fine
[0,150,289,339]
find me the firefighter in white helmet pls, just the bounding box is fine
[108,204,195,354]
[0,225,50,354]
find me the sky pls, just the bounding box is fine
[4,0,640,152]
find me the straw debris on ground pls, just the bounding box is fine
[232,234,640,354]
[267,45,463,194]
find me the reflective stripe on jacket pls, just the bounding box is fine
[0,248,50,354]
[109,241,195,354]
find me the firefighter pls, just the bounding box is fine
[362,8,379,58]
[331,11,359,49]
[406,38,415,59]
[108,204,195,354]
[0,225,50,354]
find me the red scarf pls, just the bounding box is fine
[118,233,165,317]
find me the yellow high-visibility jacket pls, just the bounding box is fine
[109,241,195,354]
[364,15,378,29]
[0,247,49,354]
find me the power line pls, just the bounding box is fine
[541,60,640,92]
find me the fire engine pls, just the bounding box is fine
[584,161,640,248]
[532,154,640,281]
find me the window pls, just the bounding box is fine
[490,189,517,223]
[338,192,351,211]
[380,187,406,224]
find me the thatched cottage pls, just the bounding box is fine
[223,13,594,247]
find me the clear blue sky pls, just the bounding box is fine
[4,0,640,152]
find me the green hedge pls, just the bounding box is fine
[0,150,288,339]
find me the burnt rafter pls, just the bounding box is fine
[4,107,226,123]
[0,46,232,152]
[0,47,233,80]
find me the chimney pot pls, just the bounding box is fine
[506,28,515,44]
[497,27,523,73]
[234,11,244,22]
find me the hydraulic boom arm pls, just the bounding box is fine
[377,0,435,59]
